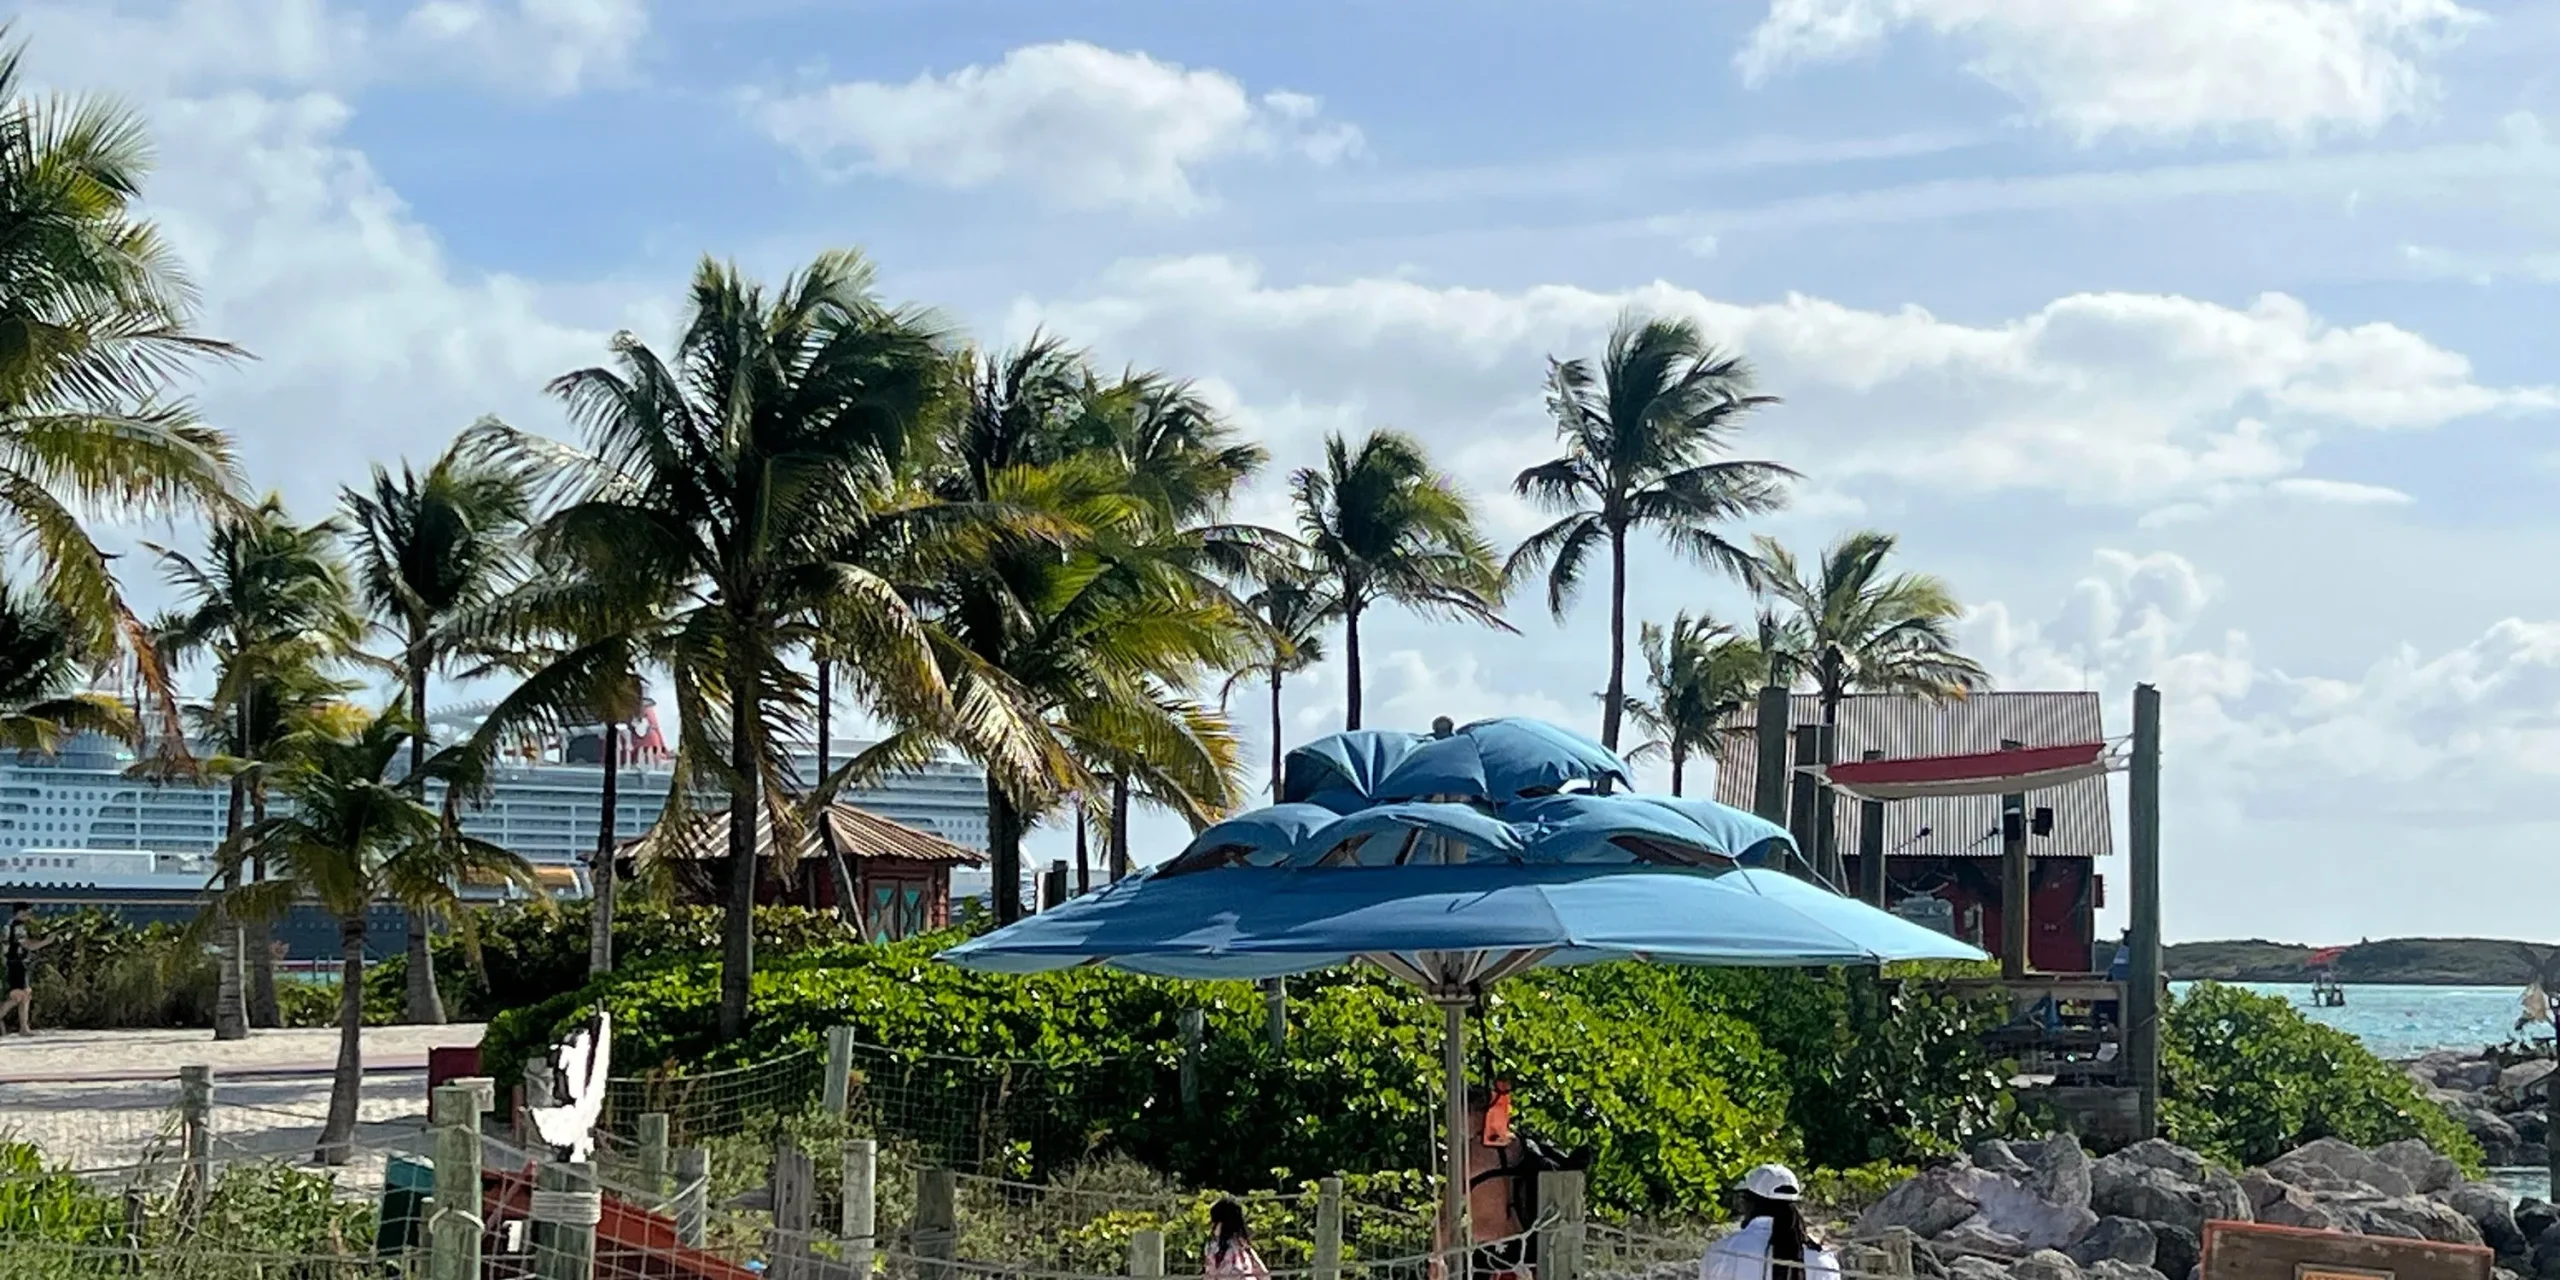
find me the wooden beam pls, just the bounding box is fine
[1857,749,1887,907]
[1752,685,1790,824]
[2126,683,2164,1140]
[2000,738,2030,980]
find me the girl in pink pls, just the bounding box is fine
[1205,1198,1270,1280]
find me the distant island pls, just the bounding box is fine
[2167,936,2551,985]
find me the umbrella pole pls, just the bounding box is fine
[1440,997,1471,1277]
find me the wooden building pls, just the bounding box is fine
[1715,691,2113,975]
[637,803,986,942]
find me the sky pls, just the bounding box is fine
[20,0,2560,945]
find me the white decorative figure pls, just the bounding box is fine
[530,1011,612,1162]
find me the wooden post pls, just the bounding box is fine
[2125,685,2164,1139]
[1179,1008,1205,1114]
[1857,749,1889,907]
[1999,739,2030,979]
[1752,685,1790,824]
[843,1139,878,1279]
[430,1083,484,1280]
[178,1064,212,1211]
[916,1168,957,1280]
[530,1160,598,1280]
[772,1145,815,1280]
[824,1026,855,1117]
[519,1054,552,1146]
[673,1148,709,1247]
[1536,1170,1585,1280]
[1129,1228,1166,1279]
[1263,977,1288,1050]
[1810,718,1839,886]
[1786,725,1821,880]
[1041,860,1069,911]
[1314,1176,1344,1280]
[637,1113,670,1206]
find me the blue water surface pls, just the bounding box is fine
[2176,982,2548,1061]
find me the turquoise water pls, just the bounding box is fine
[2180,982,2545,1060]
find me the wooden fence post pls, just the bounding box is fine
[637,1113,670,1207]
[772,1145,815,1280]
[1179,1009,1205,1114]
[177,1065,212,1211]
[1313,1177,1343,1280]
[1263,978,1288,1050]
[429,1083,484,1280]
[530,1160,598,1280]
[673,1148,709,1247]
[917,1168,957,1280]
[1129,1228,1166,1279]
[843,1138,878,1279]
[1536,1170,1585,1280]
[824,1027,855,1117]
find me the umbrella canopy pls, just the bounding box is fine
[940,716,1986,1259]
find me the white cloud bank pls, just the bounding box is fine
[751,42,1362,214]
[1738,0,2480,143]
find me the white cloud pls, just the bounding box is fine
[1738,0,2480,143]
[1012,257,2547,520]
[399,0,649,97]
[2267,477,2414,505]
[750,42,1362,214]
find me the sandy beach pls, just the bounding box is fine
[0,1025,487,1180]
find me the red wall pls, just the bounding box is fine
[1842,854,2099,974]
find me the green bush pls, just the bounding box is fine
[25,908,216,1030]
[0,1139,374,1261]
[2162,982,2482,1170]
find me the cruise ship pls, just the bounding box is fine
[0,704,991,895]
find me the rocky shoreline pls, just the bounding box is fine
[1853,1131,2551,1280]
[2407,1048,2554,1171]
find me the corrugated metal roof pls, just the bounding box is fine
[1713,691,2113,860]
[639,802,988,867]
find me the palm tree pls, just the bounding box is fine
[1756,530,1990,878]
[150,496,365,1031]
[1291,430,1509,731]
[0,581,134,752]
[342,430,537,1024]
[1620,612,1760,797]
[0,32,244,724]
[488,252,1022,1038]
[1506,311,1794,752]
[1221,570,1333,797]
[927,343,1256,916]
[221,707,532,1164]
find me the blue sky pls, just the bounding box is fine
[26,0,2560,942]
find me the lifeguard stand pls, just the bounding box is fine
[2309,947,2348,1006]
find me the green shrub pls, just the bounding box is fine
[2162,982,2482,1169]
[25,908,216,1030]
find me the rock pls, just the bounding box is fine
[1971,1171,2100,1250]
[2517,1112,2549,1146]
[2351,1196,2488,1247]
[2449,1060,2501,1092]
[2083,1263,2167,1280]
[2533,1244,2560,1280]
[2150,1224,2200,1280]
[1977,1141,2034,1179]
[2106,1140,2212,1183]
[1949,1258,2012,1280]
[2441,1182,2528,1259]
[1942,1220,2030,1260]
[2472,1112,2526,1165]
[2067,1218,2157,1269]
[2012,1250,2082,1280]
[2372,1139,2463,1195]
[1914,1242,1952,1280]
[2504,1062,2554,1096]
[2091,1158,2252,1237]
[2516,1199,2560,1246]
[2523,1144,2553,1171]
[1862,1166,1987,1241]
[2269,1138,2418,1198]
[2017,1135,2096,1211]
[2240,1171,2350,1233]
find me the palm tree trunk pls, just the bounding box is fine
[1269,669,1285,796]
[1815,658,1844,886]
[589,718,619,977]
[1670,742,1686,798]
[212,777,248,1042]
[317,914,365,1166]
[1108,775,1131,880]
[718,646,762,1039]
[1600,528,1628,753]
[1343,603,1364,731]
[1074,807,1091,894]
[403,657,445,1025]
[248,784,279,1029]
[987,777,1023,923]
[816,658,861,925]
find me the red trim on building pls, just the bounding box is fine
[1820,741,2110,800]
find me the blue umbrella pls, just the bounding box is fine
[942,717,1985,1251]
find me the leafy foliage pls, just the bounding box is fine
[0,1140,373,1258]
[2161,981,2483,1170]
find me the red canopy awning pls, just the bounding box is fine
[1816,741,2111,800]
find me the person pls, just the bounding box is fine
[1204,1197,1270,1280]
[1702,1164,1840,1280]
[3,902,50,1034]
